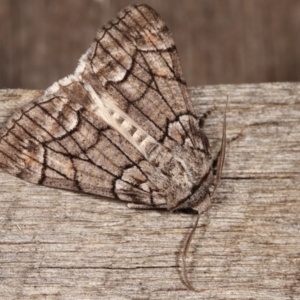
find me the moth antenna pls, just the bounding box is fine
[181,214,201,292]
[181,97,228,291]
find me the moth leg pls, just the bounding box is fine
[194,195,212,215]
[211,96,228,177]
[198,106,216,128]
[212,130,244,175]
[212,150,221,175]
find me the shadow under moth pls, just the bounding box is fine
[0,4,226,291]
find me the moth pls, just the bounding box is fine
[0,4,225,291]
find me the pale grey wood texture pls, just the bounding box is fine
[0,83,299,299]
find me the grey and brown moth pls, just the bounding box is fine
[0,4,226,290]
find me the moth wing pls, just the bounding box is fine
[76,4,206,151]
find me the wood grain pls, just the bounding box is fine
[0,83,300,299]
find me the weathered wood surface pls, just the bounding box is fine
[0,83,300,299]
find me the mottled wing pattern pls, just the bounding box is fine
[0,4,208,209]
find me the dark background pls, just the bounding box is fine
[1,0,300,89]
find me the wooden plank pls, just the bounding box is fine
[0,83,299,299]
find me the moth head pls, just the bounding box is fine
[170,164,214,213]
[158,144,214,213]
